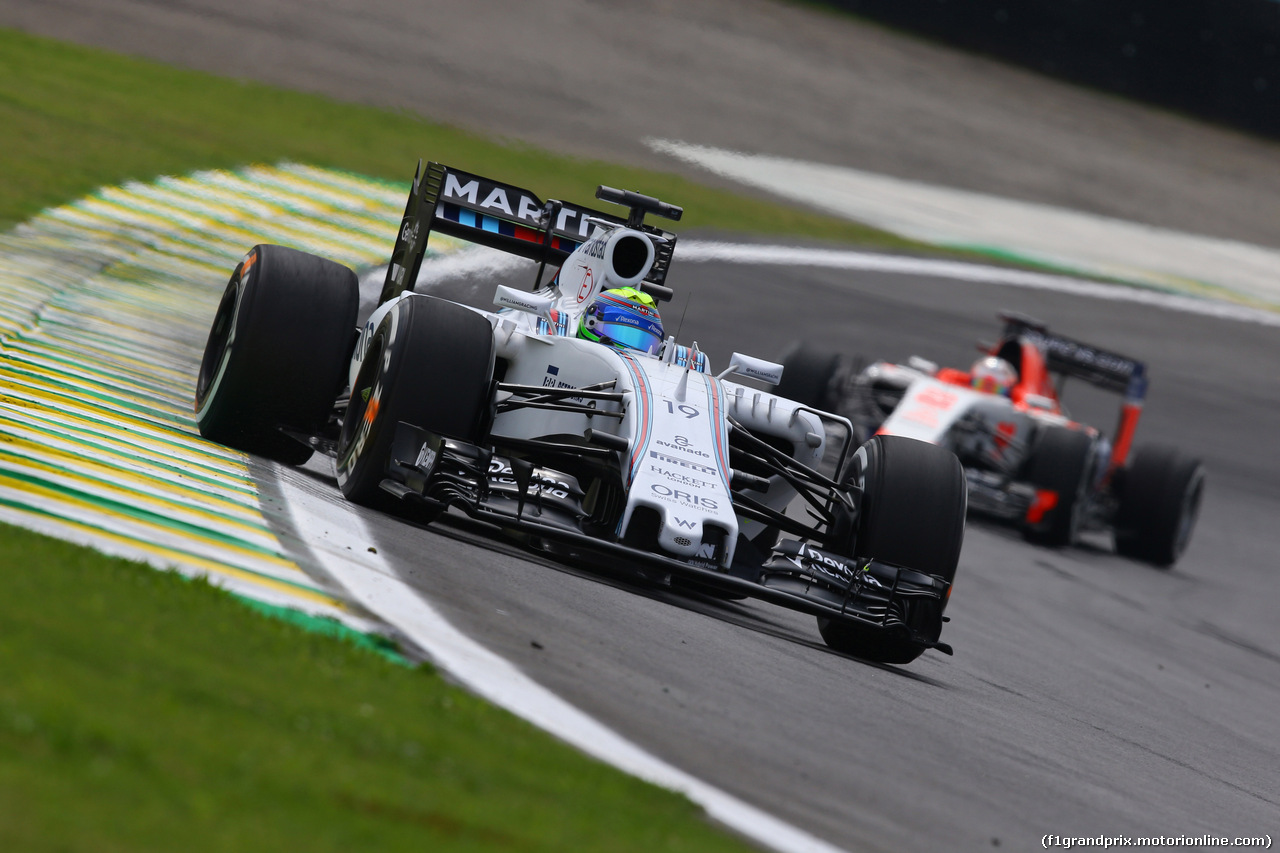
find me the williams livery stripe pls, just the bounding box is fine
[703,374,733,495]
[535,310,572,337]
[619,353,654,487]
[439,202,581,254]
[669,344,709,373]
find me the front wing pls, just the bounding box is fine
[383,424,954,657]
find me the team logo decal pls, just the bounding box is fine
[576,266,595,303]
[649,483,718,510]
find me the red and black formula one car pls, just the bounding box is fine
[779,313,1205,567]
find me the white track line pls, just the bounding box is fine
[272,461,850,853]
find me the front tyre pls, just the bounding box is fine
[819,435,967,664]
[195,245,358,465]
[776,342,841,410]
[1020,426,1098,547]
[335,295,495,511]
[1114,444,1205,567]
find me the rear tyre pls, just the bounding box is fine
[195,245,358,465]
[1020,426,1098,547]
[335,295,495,512]
[819,435,967,664]
[1114,444,1205,567]
[776,343,841,410]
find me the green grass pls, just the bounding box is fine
[0,25,921,251]
[0,526,752,852]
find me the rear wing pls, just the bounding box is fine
[999,314,1147,402]
[998,313,1147,470]
[378,161,678,305]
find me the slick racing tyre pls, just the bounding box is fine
[776,342,841,411]
[1114,444,1205,567]
[1020,426,1098,547]
[335,295,495,511]
[819,435,967,665]
[195,244,358,465]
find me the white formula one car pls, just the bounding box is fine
[195,162,968,664]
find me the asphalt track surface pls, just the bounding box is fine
[5,1,1279,850]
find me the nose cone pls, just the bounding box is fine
[656,513,702,557]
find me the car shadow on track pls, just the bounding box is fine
[423,512,951,684]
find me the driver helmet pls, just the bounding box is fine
[971,355,1018,396]
[577,286,664,355]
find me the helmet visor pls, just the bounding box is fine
[587,296,664,355]
[594,317,664,355]
[973,375,1005,394]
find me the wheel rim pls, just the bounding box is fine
[194,276,240,409]
[1172,470,1206,559]
[337,332,385,471]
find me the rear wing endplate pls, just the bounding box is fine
[379,161,677,305]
